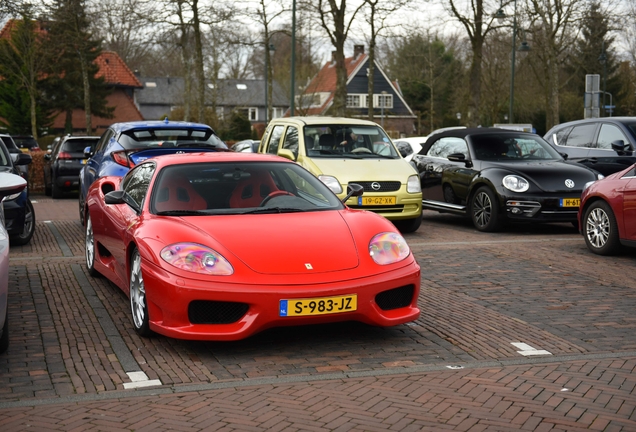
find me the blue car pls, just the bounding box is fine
[78,119,228,225]
[0,135,35,246]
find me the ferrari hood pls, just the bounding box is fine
[307,158,415,183]
[486,161,597,192]
[183,211,360,274]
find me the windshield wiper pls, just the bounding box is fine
[156,209,210,216]
[242,207,306,214]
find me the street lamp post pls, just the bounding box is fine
[264,43,275,123]
[495,0,530,124]
[598,41,607,117]
[380,91,387,128]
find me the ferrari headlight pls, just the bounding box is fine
[369,232,410,265]
[318,175,343,194]
[161,243,233,275]
[502,175,529,192]
[4,192,21,201]
[407,175,421,193]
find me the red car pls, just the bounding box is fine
[84,152,421,340]
[579,163,636,255]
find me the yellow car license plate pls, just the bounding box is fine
[280,294,357,317]
[358,196,396,205]
[560,198,580,207]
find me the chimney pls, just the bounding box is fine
[354,45,365,57]
[331,50,337,64]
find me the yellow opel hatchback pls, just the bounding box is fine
[259,117,423,232]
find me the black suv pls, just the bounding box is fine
[10,135,41,152]
[44,135,100,198]
[544,117,636,176]
[0,135,35,245]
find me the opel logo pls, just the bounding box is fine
[565,179,575,188]
[371,182,381,191]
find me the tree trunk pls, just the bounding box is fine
[192,0,205,123]
[468,37,483,126]
[29,91,37,138]
[79,53,92,134]
[367,9,376,122]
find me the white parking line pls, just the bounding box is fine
[123,371,162,389]
[511,342,552,356]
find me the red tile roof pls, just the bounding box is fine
[303,53,367,115]
[95,51,142,88]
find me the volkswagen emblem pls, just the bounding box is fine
[371,182,381,191]
[565,179,575,188]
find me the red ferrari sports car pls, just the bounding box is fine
[84,152,421,340]
[579,163,636,255]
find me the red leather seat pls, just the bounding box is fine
[229,170,278,208]
[155,174,207,212]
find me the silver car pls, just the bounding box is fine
[0,172,27,354]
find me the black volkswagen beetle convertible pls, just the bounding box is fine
[411,128,604,232]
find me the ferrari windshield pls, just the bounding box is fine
[304,124,399,158]
[119,128,227,150]
[470,133,562,161]
[151,161,345,215]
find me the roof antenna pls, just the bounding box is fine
[163,117,169,124]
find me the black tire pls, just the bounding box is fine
[0,304,8,354]
[583,201,621,255]
[394,214,422,233]
[10,199,35,246]
[130,248,152,337]
[470,186,502,232]
[79,194,85,226]
[85,214,100,277]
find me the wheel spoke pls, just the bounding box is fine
[586,208,609,248]
[85,218,94,267]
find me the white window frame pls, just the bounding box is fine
[346,94,368,108]
[271,107,284,119]
[374,93,393,109]
[248,107,258,121]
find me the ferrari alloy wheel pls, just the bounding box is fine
[470,186,501,232]
[583,201,620,255]
[85,214,99,277]
[130,249,151,337]
[10,199,35,246]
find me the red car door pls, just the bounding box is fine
[622,176,636,241]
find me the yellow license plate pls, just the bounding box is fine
[560,198,580,207]
[280,295,357,317]
[358,196,396,205]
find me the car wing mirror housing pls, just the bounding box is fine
[447,152,472,167]
[104,190,140,213]
[611,139,632,155]
[13,152,32,166]
[84,145,93,158]
[277,149,296,162]
[342,183,364,203]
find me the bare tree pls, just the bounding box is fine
[362,0,412,122]
[313,0,365,116]
[445,0,502,125]
[525,0,583,130]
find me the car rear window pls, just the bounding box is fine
[119,128,227,150]
[62,139,98,152]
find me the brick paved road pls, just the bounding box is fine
[1,195,635,431]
